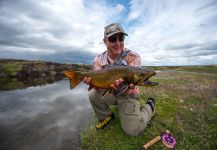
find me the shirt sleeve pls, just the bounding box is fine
[127,51,141,67]
[128,54,141,67]
[92,56,101,70]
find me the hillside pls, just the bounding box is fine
[0,59,92,78]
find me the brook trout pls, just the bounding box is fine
[64,66,158,90]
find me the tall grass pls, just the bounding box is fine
[81,67,217,150]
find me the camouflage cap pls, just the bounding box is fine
[104,23,128,38]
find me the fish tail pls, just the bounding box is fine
[64,70,82,89]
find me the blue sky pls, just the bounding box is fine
[0,0,217,65]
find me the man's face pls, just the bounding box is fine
[104,33,125,55]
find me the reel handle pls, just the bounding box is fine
[141,130,170,150]
[142,136,161,149]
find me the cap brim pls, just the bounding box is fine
[105,32,128,38]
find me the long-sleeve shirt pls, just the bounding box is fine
[92,48,141,97]
[92,48,141,69]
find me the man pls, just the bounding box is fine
[83,23,155,136]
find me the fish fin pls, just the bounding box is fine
[64,70,82,89]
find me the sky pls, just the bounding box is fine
[0,0,217,66]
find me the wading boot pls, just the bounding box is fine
[95,113,115,130]
[146,97,156,117]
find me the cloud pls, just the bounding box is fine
[115,4,125,13]
[0,80,91,149]
[126,0,217,65]
[0,0,119,54]
[0,0,216,65]
[0,47,95,64]
[0,0,131,64]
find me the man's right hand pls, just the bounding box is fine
[110,78,124,90]
[83,77,91,85]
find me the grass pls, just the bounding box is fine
[2,63,23,76]
[81,66,217,150]
[0,59,91,77]
[144,65,217,74]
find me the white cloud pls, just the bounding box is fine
[115,4,125,13]
[126,0,217,65]
[0,0,216,65]
[0,0,122,54]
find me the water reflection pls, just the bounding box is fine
[0,80,91,150]
[0,75,65,91]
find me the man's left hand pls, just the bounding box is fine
[127,84,140,96]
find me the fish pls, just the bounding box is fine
[64,65,159,91]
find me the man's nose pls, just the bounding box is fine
[113,40,122,46]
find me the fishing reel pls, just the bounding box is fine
[141,130,176,149]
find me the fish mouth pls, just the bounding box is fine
[138,71,159,86]
[141,81,159,86]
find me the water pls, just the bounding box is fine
[0,79,91,150]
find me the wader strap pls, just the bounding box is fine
[113,49,130,66]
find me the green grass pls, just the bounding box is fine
[0,59,91,77]
[81,66,217,149]
[144,65,217,74]
[2,63,23,76]
[175,65,217,74]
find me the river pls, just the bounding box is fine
[0,79,91,150]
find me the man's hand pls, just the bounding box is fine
[110,78,140,96]
[110,78,124,90]
[127,84,140,96]
[83,77,91,85]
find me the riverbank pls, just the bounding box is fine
[81,65,217,149]
[0,59,91,78]
[0,59,91,90]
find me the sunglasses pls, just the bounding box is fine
[108,34,125,43]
